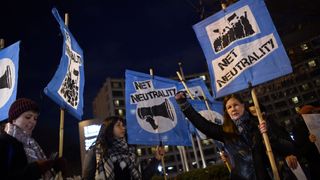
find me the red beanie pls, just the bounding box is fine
[8,98,39,122]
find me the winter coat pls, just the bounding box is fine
[0,133,42,180]
[178,100,297,180]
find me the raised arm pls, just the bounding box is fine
[175,92,225,142]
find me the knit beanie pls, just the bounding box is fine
[8,98,39,122]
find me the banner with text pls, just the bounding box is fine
[193,0,292,98]
[125,70,191,146]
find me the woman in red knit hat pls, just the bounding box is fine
[0,98,66,180]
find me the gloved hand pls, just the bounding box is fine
[36,157,67,177]
[175,91,187,102]
[36,159,55,174]
[53,157,67,176]
[175,91,190,111]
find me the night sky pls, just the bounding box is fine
[1,0,319,175]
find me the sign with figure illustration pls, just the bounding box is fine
[44,8,84,120]
[193,0,292,98]
[125,70,191,146]
[0,41,20,121]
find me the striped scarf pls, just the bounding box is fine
[95,138,141,180]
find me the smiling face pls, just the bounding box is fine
[225,97,245,121]
[12,110,39,135]
[113,120,126,139]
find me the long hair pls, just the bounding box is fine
[94,116,126,155]
[222,94,248,134]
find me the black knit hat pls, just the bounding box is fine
[8,98,39,122]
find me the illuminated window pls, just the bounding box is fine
[300,43,309,51]
[295,107,300,113]
[308,60,317,68]
[118,109,124,116]
[291,97,299,104]
[137,148,142,156]
[114,100,120,106]
[202,139,211,145]
[199,75,206,81]
[302,84,309,90]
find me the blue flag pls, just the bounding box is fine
[44,8,84,120]
[193,0,292,98]
[188,100,223,139]
[125,70,191,146]
[0,41,20,121]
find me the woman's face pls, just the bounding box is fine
[226,97,245,121]
[12,110,39,135]
[113,120,126,139]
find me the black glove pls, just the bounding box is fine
[53,157,67,176]
[175,91,190,111]
[36,160,55,174]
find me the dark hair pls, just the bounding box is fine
[94,116,126,154]
[222,94,248,134]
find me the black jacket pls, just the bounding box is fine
[0,133,42,180]
[178,100,296,180]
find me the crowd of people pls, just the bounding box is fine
[0,94,319,180]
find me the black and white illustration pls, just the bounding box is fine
[58,30,82,109]
[137,98,176,131]
[130,80,178,133]
[0,59,15,108]
[206,5,260,53]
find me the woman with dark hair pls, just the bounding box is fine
[82,116,164,180]
[175,92,299,180]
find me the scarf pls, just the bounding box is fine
[233,111,255,146]
[95,138,141,180]
[5,123,54,180]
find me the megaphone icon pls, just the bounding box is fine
[137,99,174,130]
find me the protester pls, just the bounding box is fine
[175,92,298,180]
[82,116,164,180]
[291,105,320,179]
[0,98,66,180]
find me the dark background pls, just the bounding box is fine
[1,0,319,175]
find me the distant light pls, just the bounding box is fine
[300,43,309,51]
[290,135,295,141]
[157,165,163,172]
[118,109,123,116]
[192,161,197,165]
[291,97,299,104]
[114,100,120,106]
[137,148,142,156]
[200,75,206,80]
[168,166,173,170]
